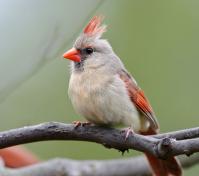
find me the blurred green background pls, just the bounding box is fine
[0,0,199,175]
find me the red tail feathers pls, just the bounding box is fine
[145,153,182,176]
[141,128,182,176]
[0,146,39,168]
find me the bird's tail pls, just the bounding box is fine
[144,152,182,176]
[141,128,182,176]
[0,146,39,168]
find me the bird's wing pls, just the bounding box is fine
[119,70,159,131]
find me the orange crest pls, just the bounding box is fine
[83,15,106,37]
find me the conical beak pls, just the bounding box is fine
[63,48,81,62]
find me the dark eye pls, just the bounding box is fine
[84,47,94,55]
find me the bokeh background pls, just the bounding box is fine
[0,0,199,175]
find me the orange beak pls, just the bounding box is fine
[63,48,81,62]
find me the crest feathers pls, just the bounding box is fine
[83,15,106,38]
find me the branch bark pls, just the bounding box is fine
[0,122,199,159]
[1,154,199,176]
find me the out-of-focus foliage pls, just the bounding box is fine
[0,0,102,102]
[0,0,198,175]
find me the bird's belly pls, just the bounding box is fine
[69,74,141,132]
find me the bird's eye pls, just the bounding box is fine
[84,47,94,55]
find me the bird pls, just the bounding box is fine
[63,15,182,176]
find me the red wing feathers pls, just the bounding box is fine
[119,70,182,176]
[119,70,159,131]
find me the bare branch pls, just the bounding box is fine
[154,127,199,140]
[1,154,199,176]
[0,122,199,159]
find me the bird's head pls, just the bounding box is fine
[63,16,117,72]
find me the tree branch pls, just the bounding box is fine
[154,127,199,140]
[1,154,199,176]
[0,122,199,159]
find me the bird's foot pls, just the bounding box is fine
[81,122,92,126]
[123,127,134,141]
[73,121,91,128]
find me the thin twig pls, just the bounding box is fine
[154,127,199,140]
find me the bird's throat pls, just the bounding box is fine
[74,58,85,72]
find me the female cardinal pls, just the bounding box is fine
[63,16,182,176]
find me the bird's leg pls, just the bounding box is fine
[123,126,134,141]
[118,127,134,155]
[73,121,81,128]
[73,121,92,128]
